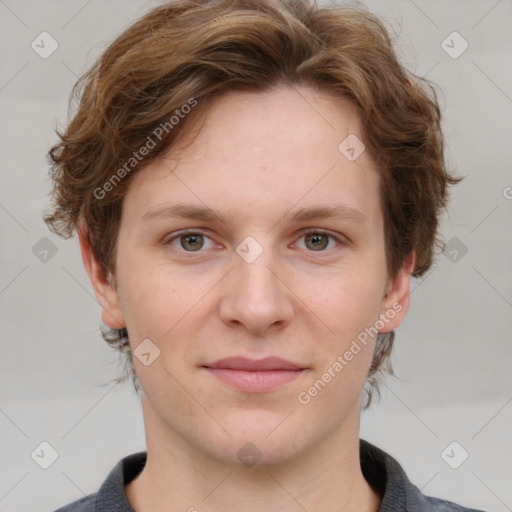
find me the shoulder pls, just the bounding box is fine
[420,495,486,512]
[359,439,487,512]
[52,451,146,512]
[53,494,96,512]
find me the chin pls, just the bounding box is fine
[198,421,311,470]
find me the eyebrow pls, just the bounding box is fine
[141,202,370,226]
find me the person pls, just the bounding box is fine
[44,0,485,510]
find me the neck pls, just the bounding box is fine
[126,400,381,512]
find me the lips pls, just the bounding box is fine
[201,357,307,393]
[203,356,304,371]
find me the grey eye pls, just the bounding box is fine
[304,233,330,251]
[179,233,205,251]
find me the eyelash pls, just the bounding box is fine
[163,228,345,254]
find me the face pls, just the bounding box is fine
[83,84,412,467]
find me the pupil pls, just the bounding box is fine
[182,234,203,251]
[307,233,328,251]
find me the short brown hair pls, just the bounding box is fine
[44,0,461,406]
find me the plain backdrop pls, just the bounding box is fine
[0,0,511,511]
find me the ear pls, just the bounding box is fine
[78,224,126,329]
[378,251,415,333]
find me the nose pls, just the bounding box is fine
[218,245,295,335]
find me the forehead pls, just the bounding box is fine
[161,84,368,167]
[124,84,382,229]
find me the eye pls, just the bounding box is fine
[164,230,217,252]
[295,229,343,252]
[164,228,344,254]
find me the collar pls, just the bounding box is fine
[92,439,467,512]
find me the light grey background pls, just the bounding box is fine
[0,0,511,511]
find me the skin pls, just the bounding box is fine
[80,84,414,512]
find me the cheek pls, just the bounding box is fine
[297,274,384,412]
[115,257,180,342]
[300,265,385,337]
[302,266,386,393]
[115,257,220,374]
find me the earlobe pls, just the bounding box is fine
[78,225,126,330]
[379,252,415,333]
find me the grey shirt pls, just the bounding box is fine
[54,439,485,512]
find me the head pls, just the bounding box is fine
[44,0,459,465]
